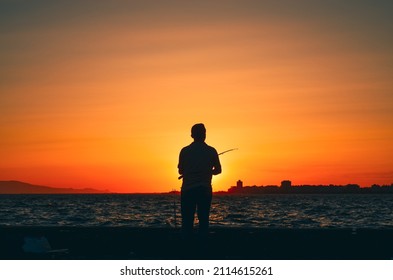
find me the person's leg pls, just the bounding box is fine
[196,187,212,237]
[181,189,197,239]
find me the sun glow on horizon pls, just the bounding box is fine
[1,1,392,193]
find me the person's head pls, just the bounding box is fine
[191,123,206,142]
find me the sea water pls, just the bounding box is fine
[1,194,392,228]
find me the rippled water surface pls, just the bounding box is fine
[1,194,393,228]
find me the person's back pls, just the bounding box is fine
[179,141,219,191]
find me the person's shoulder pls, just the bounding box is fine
[205,143,218,154]
[180,143,193,153]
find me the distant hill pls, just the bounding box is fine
[0,181,108,194]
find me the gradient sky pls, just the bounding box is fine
[1,0,392,192]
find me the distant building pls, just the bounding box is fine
[281,180,292,188]
[227,180,243,193]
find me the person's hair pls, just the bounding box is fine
[191,123,206,141]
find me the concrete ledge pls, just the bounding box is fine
[1,226,392,260]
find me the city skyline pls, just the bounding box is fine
[1,179,393,195]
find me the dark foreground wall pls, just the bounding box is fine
[1,226,392,260]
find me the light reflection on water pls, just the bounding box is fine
[0,194,393,228]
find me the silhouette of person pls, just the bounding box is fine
[178,123,222,239]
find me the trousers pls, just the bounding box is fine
[181,186,212,237]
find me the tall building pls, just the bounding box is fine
[281,180,292,188]
[228,180,244,193]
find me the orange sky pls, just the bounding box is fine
[1,1,392,192]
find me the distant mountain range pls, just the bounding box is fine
[0,181,109,194]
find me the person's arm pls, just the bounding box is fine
[212,150,222,175]
[178,150,184,175]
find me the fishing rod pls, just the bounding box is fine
[178,148,238,180]
[218,148,238,156]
